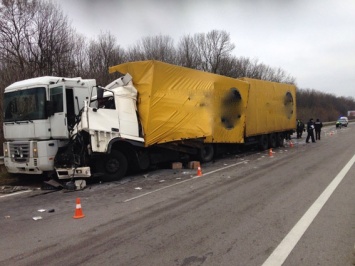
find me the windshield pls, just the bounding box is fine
[4,87,46,122]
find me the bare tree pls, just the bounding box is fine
[176,34,201,69]
[0,0,81,79]
[126,35,176,64]
[192,30,235,73]
[30,1,78,76]
[221,57,296,84]
[70,34,89,77]
[87,31,125,85]
[0,0,38,80]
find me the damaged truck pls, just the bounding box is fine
[53,60,296,181]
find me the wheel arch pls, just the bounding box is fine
[108,138,139,161]
[107,138,149,172]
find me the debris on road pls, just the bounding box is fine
[75,180,86,190]
[0,186,29,194]
[42,179,64,191]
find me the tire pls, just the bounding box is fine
[97,150,128,182]
[258,135,268,151]
[268,133,277,148]
[198,144,214,163]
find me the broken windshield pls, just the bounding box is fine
[4,87,46,122]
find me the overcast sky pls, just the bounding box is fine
[56,0,355,98]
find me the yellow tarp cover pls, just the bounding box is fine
[204,78,249,143]
[109,61,249,146]
[241,77,296,137]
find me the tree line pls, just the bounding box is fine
[0,0,354,138]
[297,89,354,122]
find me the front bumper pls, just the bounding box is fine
[55,167,91,179]
[4,157,54,175]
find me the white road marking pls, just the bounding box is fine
[262,154,355,266]
[0,190,32,198]
[124,160,248,202]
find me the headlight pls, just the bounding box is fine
[3,143,8,157]
[33,142,38,158]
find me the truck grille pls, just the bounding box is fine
[9,143,30,163]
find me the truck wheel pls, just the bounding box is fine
[98,150,128,182]
[268,133,277,148]
[258,135,268,151]
[198,144,214,163]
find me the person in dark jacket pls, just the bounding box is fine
[296,119,305,138]
[314,118,323,140]
[306,118,316,143]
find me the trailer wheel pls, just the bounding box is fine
[268,133,277,148]
[98,150,128,182]
[258,135,268,151]
[198,144,214,163]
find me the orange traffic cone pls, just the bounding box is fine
[269,148,273,157]
[289,141,294,148]
[73,198,85,219]
[197,166,203,176]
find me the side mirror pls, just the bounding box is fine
[97,87,104,100]
[95,87,105,110]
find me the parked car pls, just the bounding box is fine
[336,117,348,128]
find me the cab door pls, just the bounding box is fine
[49,84,68,138]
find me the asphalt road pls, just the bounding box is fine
[1,125,355,266]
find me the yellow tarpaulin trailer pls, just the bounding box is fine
[203,79,249,144]
[109,61,296,148]
[109,60,250,146]
[241,77,296,137]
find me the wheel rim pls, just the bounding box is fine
[105,158,120,174]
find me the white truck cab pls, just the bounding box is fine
[3,76,96,176]
[55,74,145,180]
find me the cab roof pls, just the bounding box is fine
[5,76,96,92]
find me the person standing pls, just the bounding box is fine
[296,119,305,138]
[314,118,323,140]
[306,118,316,143]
